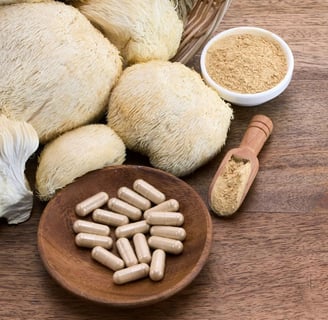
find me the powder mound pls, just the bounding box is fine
[210,156,251,216]
[107,60,233,177]
[206,33,288,94]
[0,2,122,143]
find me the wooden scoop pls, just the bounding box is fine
[208,114,273,217]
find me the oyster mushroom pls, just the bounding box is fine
[0,115,39,224]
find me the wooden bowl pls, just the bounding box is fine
[38,165,212,307]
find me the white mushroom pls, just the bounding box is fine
[0,0,43,5]
[0,115,39,224]
[36,124,126,201]
[0,1,122,143]
[107,60,233,177]
[74,0,183,64]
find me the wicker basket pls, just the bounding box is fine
[172,0,232,64]
[61,0,231,65]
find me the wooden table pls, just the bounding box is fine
[1,1,327,319]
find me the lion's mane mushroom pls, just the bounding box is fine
[107,60,233,177]
[0,1,122,144]
[73,0,183,65]
[0,0,43,5]
[36,124,126,201]
[0,115,39,224]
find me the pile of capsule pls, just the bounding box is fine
[73,179,186,285]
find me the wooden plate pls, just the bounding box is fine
[38,165,212,307]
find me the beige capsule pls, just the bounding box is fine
[133,233,152,264]
[117,186,151,210]
[108,197,142,220]
[75,191,109,217]
[116,237,138,267]
[91,246,124,271]
[148,236,183,255]
[75,233,113,249]
[145,211,184,226]
[72,219,110,236]
[92,208,129,227]
[133,179,166,204]
[115,220,150,238]
[144,199,179,219]
[113,263,150,285]
[149,249,166,281]
[150,226,186,241]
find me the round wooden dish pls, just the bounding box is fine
[38,165,212,307]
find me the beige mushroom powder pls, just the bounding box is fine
[205,33,288,94]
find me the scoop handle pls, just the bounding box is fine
[239,114,273,156]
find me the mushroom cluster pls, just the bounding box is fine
[0,0,233,223]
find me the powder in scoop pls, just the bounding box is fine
[206,33,288,94]
[210,156,251,216]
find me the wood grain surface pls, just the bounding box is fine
[1,0,327,319]
[37,165,212,307]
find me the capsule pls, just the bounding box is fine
[115,220,150,238]
[75,191,109,217]
[149,249,166,281]
[148,236,183,255]
[113,263,149,285]
[117,186,151,210]
[116,237,138,267]
[72,219,110,236]
[145,211,184,226]
[91,246,124,271]
[150,226,186,241]
[144,199,179,219]
[75,233,113,249]
[108,197,142,220]
[133,179,166,204]
[92,208,129,227]
[133,233,152,264]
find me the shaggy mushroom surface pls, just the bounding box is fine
[0,1,122,143]
[74,0,183,65]
[36,124,126,201]
[107,61,233,177]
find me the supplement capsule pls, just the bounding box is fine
[133,179,166,204]
[148,236,183,255]
[149,249,166,281]
[145,211,184,226]
[75,233,113,249]
[92,208,129,227]
[150,226,186,241]
[108,197,142,221]
[117,186,151,210]
[116,237,138,267]
[91,246,124,271]
[133,233,152,264]
[75,191,109,217]
[113,263,149,285]
[72,219,110,236]
[115,220,150,238]
[143,199,179,219]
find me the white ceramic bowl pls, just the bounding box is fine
[200,26,294,107]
